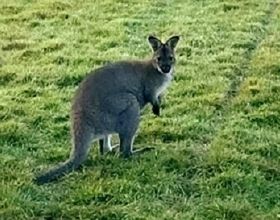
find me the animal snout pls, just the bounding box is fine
[161,65,171,73]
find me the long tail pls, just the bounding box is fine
[35,115,93,184]
[34,158,78,185]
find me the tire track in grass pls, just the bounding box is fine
[209,0,279,143]
[221,0,278,103]
[200,3,280,218]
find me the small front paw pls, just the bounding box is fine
[152,105,160,116]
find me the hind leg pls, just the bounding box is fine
[117,99,154,158]
[119,135,154,158]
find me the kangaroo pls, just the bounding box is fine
[35,35,180,184]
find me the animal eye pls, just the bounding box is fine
[157,57,161,62]
[169,56,174,61]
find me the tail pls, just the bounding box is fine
[34,158,78,185]
[35,114,93,184]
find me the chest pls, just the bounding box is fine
[155,74,172,97]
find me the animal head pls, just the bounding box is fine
[148,35,180,75]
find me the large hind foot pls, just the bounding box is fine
[133,146,155,154]
[121,146,155,158]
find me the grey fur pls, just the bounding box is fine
[34,35,180,184]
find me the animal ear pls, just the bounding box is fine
[148,35,162,51]
[166,35,180,50]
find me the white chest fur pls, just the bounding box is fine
[155,71,173,98]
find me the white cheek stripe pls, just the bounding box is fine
[156,65,165,74]
[156,64,174,75]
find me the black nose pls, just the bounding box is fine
[161,65,171,73]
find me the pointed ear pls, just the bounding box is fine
[166,35,180,50]
[148,35,162,51]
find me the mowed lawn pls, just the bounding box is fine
[0,0,280,219]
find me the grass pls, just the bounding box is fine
[0,0,280,219]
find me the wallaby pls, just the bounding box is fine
[35,35,180,184]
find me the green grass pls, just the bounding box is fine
[1,0,280,219]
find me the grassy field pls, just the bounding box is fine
[0,0,280,219]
